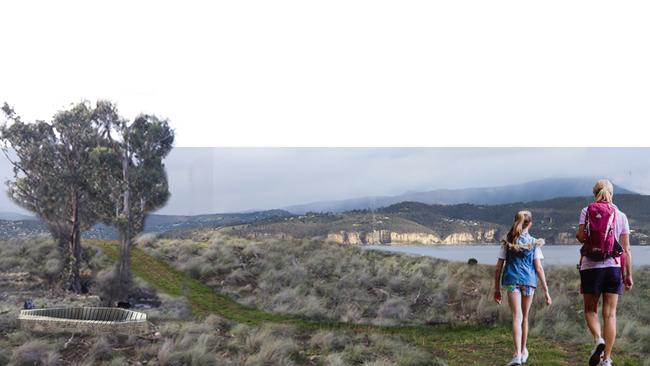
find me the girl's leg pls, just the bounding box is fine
[602,293,619,360]
[583,293,601,341]
[508,290,523,356]
[520,289,534,353]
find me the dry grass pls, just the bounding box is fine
[137,230,648,362]
[0,237,445,365]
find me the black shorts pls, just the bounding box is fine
[580,267,624,295]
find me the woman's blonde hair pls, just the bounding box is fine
[593,179,614,203]
[502,210,533,252]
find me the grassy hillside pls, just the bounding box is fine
[1,233,645,364]
[94,237,644,365]
[125,230,647,363]
[229,212,439,238]
[0,237,446,365]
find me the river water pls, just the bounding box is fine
[364,245,650,266]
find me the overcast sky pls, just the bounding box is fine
[2,147,650,215]
[2,2,650,214]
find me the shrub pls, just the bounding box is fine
[11,340,55,366]
[377,298,411,322]
[90,336,113,362]
[325,353,346,366]
[309,331,348,352]
[245,338,299,366]
[0,347,10,366]
[135,233,158,247]
[95,268,119,305]
[157,339,175,366]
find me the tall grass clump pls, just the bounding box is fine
[0,237,110,293]
[11,340,60,366]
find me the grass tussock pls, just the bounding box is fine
[11,340,60,366]
[0,236,111,292]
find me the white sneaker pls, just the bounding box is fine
[521,348,529,363]
[600,359,612,366]
[589,337,606,366]
[507,355,522,366]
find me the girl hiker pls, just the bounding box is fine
[494,210,552,366]
[576,179,633,366]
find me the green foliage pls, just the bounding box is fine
[87,101,175,301]
[89,102,174,235]
[1,100,174,296]
[1,102,103,292]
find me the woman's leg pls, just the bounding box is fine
[520,289,534,352]
[508,290,523,356]
[602,293,619,360]
[583,293,601,340]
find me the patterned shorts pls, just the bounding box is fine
[504,284,535,297]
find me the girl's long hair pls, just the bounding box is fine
[502,210,533,252]
[593,179,614,203]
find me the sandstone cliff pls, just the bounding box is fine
[326,228,498,245]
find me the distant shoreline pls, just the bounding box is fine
[363,244,650,266]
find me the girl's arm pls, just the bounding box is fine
[534,258,552,305]
[620,234,633,290]
[494,258,504,304]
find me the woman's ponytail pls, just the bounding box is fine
[593,179,614,203]
[503,210,532,252]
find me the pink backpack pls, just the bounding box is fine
[580,202,621,261]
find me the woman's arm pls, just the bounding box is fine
[494,258,504,304]
[534,258,552,305]
[576,224,586,243]
[620,234,633,290]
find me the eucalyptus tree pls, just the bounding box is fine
[89,101,174,303]
[0,102,101,293]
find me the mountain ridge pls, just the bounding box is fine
[283,177,639,214]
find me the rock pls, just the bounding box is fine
[390,232,441,244]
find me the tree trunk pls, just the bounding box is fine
[116,228,131,303]
[68,191,82,293]
[115,146,132,303]
[57,235,73,291]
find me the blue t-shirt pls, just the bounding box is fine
[499,232,543,287]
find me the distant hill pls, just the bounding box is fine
[0,212,35,221]
[283,178,638,214]
[236,194,650,245]
[0,209,292,240]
